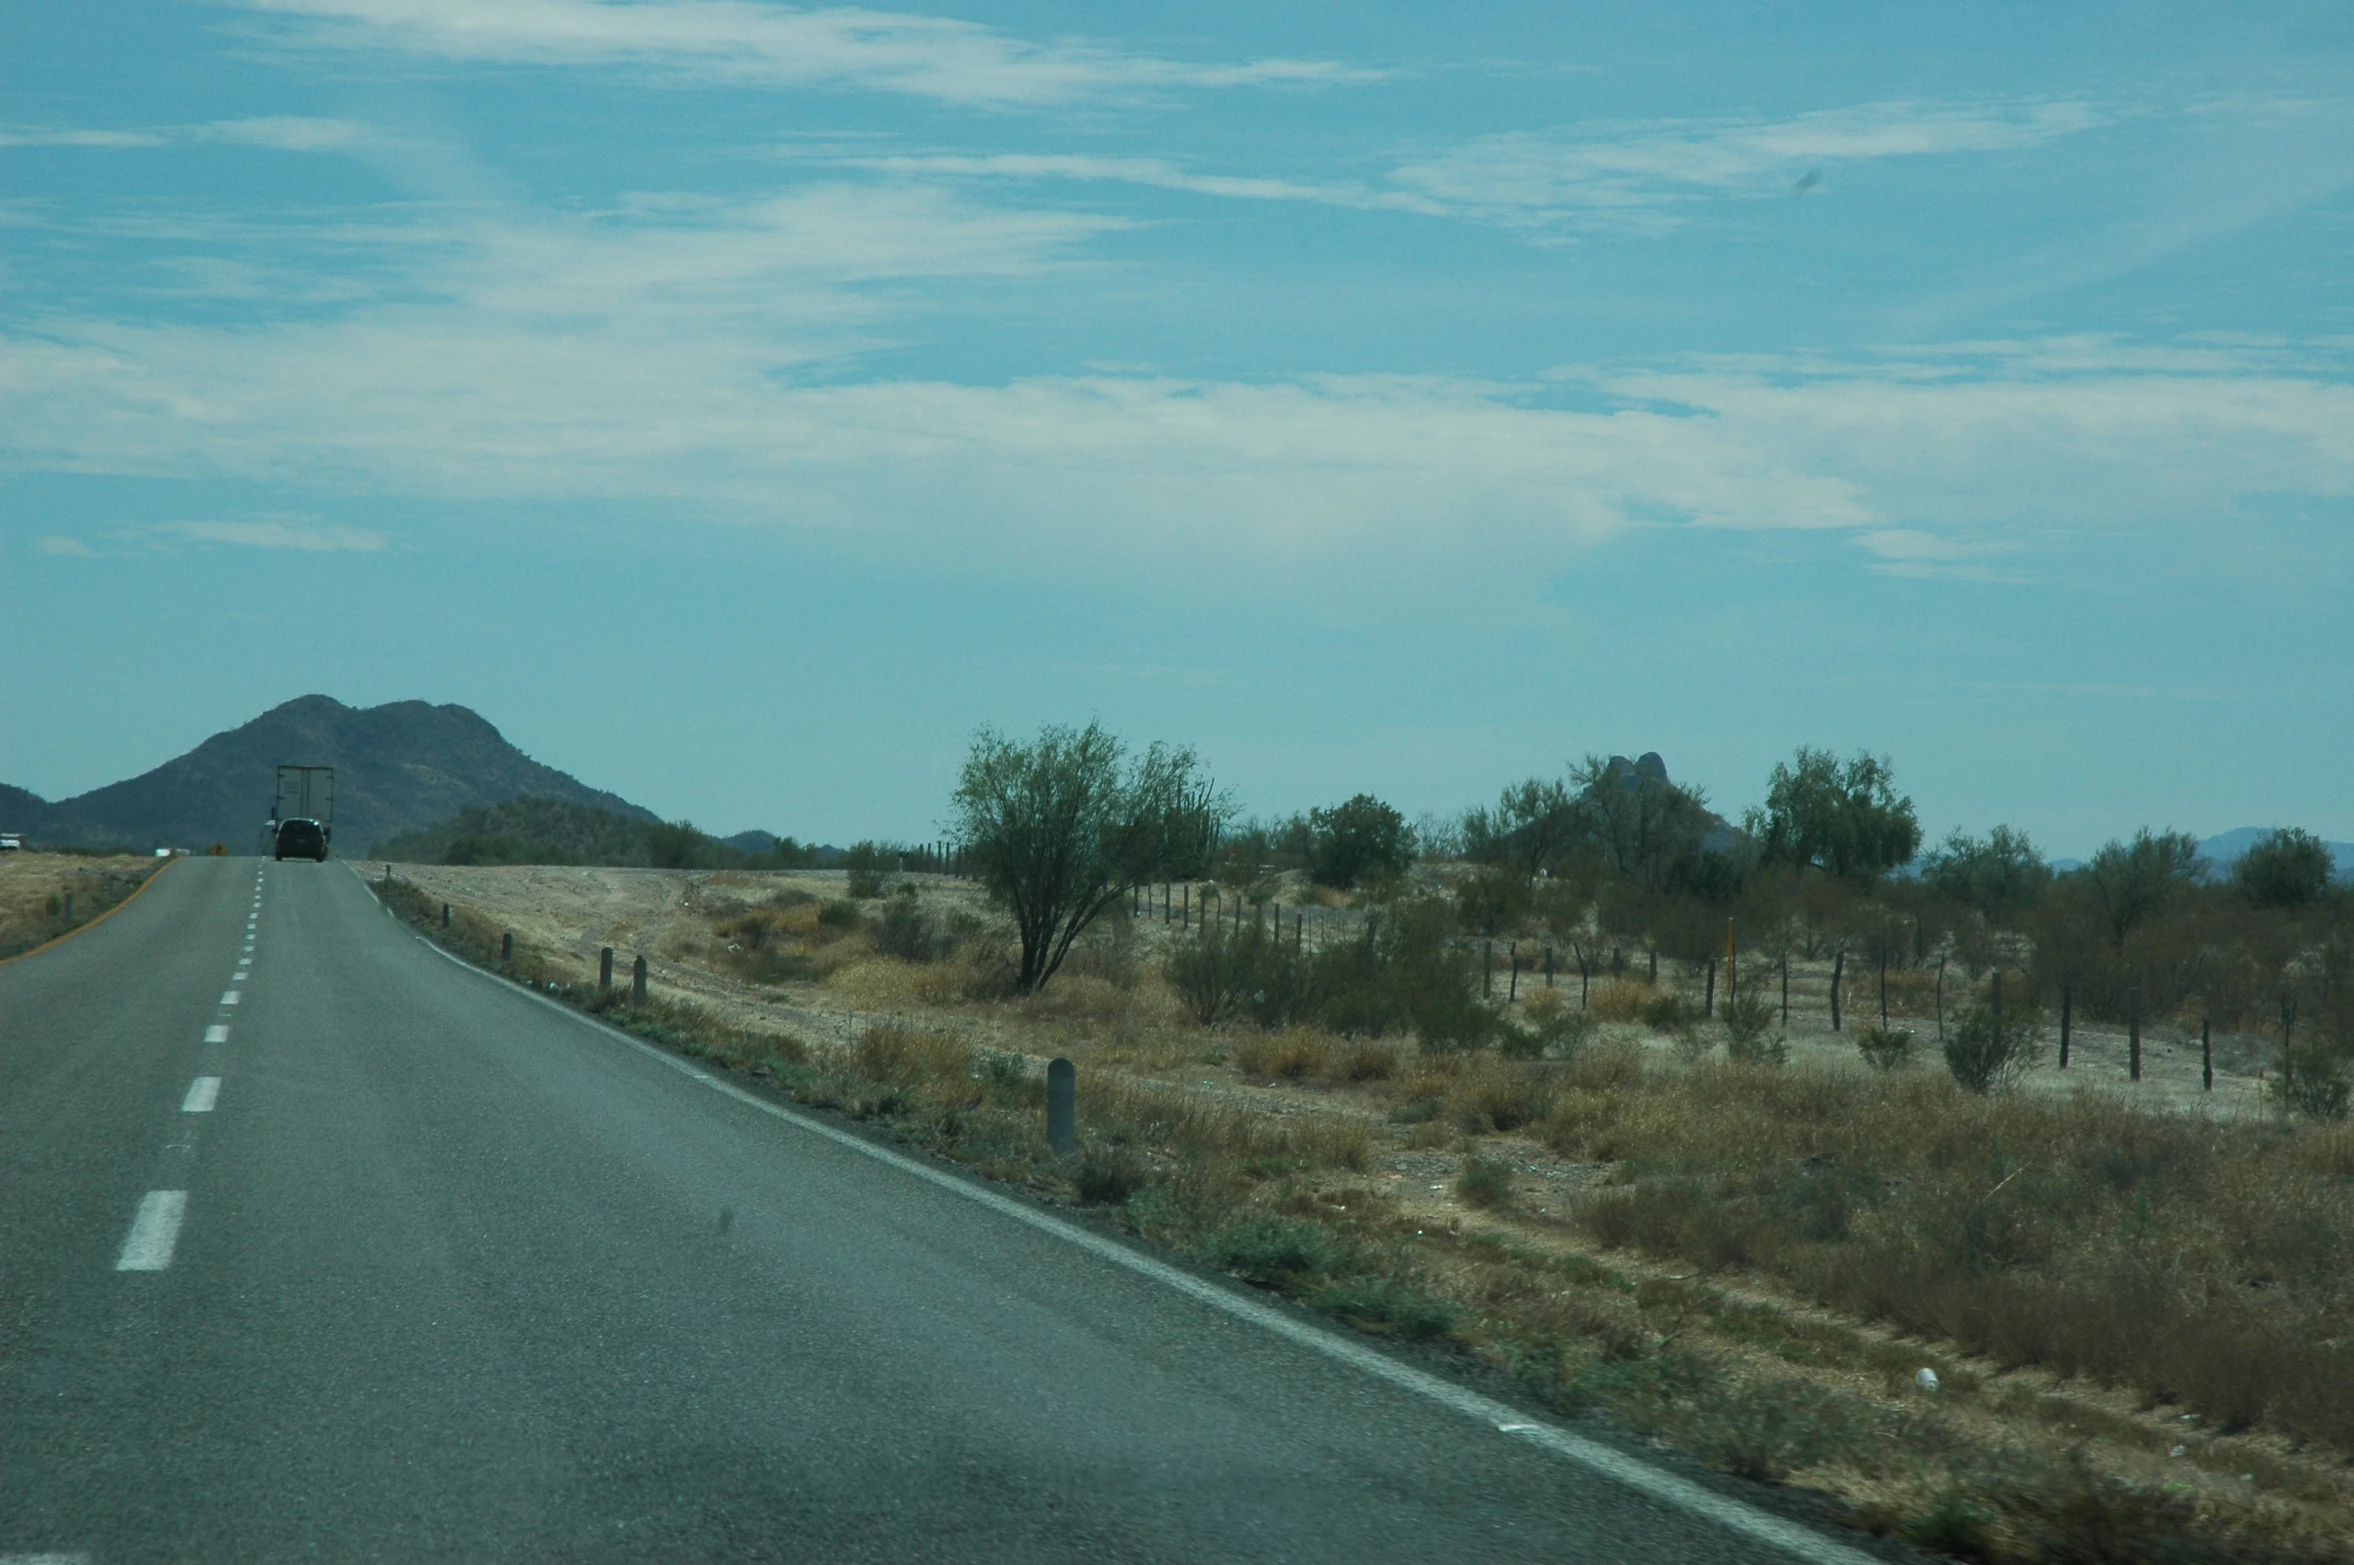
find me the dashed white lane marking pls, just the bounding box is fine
[221,990,240,1005]
[116,1191,188,1271]
[204,1024,229,1043]
[182,1078,221,1113]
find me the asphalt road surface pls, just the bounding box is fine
[1,855,1892,1563]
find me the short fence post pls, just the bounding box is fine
[633,955,648,1007]
[383,862,392,888]
[1508,941,1519,1003]
[1483,940,1493,996]
[442,903,450,929]
[2202,1018,2213,1092]
[501,931,513,963]
[2059,976,2072,1068]
[1780,958,1789,1025]
[1046,1057,1076,1155]
[2128,987,2141,1081]
[1831,951,1845,1033]
[1182,883,1190,928]
[1704,958,1716,1018]
[1544,946,1555,988]
[600,946,614,992]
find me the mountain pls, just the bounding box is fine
[2198,828,2354,881]
[4,695,660,854]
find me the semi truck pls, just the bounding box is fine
[271,765,334,861]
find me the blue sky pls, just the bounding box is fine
[5,1,2352,856]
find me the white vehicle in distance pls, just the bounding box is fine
[0,833,21,852]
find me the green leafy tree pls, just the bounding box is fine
[2234,827,2335,911]
[644,820,715,870]
[951,722,1226,994]
[1745,748,1921,882]
[1571,754,1720,893]
[1306,794,1412,889]
[2086,827,2206,948]
[1923,825,2051,920]
[1462,776,1583,885]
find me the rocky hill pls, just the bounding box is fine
[3,695,659,854]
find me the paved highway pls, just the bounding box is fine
[1,855,1890,1562]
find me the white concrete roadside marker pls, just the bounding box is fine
[204,1024,229,1043]
[116,1191,188,1271]
[221,990,240,1005]
[182,1077,221,1113]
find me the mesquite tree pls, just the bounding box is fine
[951,722,1226,994]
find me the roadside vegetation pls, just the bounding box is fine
[381,726,2354,1564]
[0,851,163,960]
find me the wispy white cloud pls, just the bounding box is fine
[1390,99,2108,231]
[829,153,1448,216]
[170,520,386,550]
[235,0,1372,106]
[0,128,168,149]
[196,116,370,152]
[33,534,99,556]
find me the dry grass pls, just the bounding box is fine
[390,869,2354,1564]
[1542,1056,2354,1453]
[0,852,160,959]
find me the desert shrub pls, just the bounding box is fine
[1856,1026,1914,1072]
[1311,1277,1459,1341]
[1588,978,1656,1022]
[1336,1039,1401,1081]
[1074,1146,1148,1205]
[2275,1040,2352,1122]
[1450,1058,1554,1134]
[1198,1217,1343,1285]
[1719,990,1786,1066]
[1165,922,1288,1026]
[1942,1003,2043,1093]
[871,888,951,962]
[1640,991,1701,1033]
[851,1024,972,1090]
[1233,1029,1330,1082]
[844,840,886,899]
[815,898,863,932]
[1457,1154,1516,1208]
[1498,997,1598,1060]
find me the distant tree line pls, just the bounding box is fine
[942,723,2353,1112]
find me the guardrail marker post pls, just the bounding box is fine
[383,862,392,889]
[600,946,614,992]
[501,931,513,963]
[633,955,648,1007]
[442,903,450,929]
[1046,1057,1075,1155]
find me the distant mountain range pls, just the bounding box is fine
[3,695,662,854]
[2195,828,2354,880]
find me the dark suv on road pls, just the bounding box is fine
[273,818,329,861]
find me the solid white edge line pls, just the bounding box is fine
[116,1190,188,1271]
[385,874,1882,1565]
[182,1077,221,1113]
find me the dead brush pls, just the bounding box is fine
[1446,1056,1556,1134]
[1587,978,1659,1023]
[1233,1029,1332,1082]
[852,1024,975,1092]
